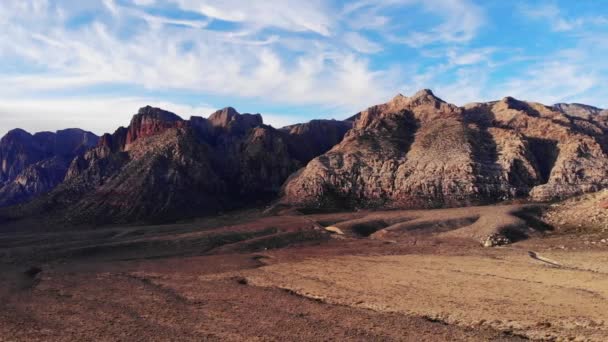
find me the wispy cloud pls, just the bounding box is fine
[520,3,608,32]
[2,0,608,137]
[0,0,401,115]
[104,0,211,29]
[384,0,485,47]
[170,0,334,36]
[496,51,599,105]
[343,32,383,54]
[446,47,496,66]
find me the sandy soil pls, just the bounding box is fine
[244,250,608,341]
[1,203,607,341]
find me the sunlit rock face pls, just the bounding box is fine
[281,90,608,210]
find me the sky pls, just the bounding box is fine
[1,0,608,136]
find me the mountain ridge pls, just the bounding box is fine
[0,106,352,225]
[279,91,608,210]
[0,128,99,207]
[1,90,607,225]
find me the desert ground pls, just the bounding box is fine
[1,201,607,341]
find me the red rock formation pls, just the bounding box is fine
[208,107,263,131]
[124,106,186,149]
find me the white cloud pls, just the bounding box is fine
[343,32,383,54]
[132,0,155,5]
[0,97,218,136]
[8,0,607,138]
[170,0,333,36]
[497,60,598,105]
[446,47,496,66]
[385,0,485,47]
[0,0,399,129]
[520,4,608,32]
[102,0,119,16]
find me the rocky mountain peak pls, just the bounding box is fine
[209,107,240,127]
[208,107,263,131]
[354,89,459,129]
[0,127,99,206]
[2,128,32,141]
[389,93,406,102]
[125,107,185,148]
[387,89,443,108]
[405,89,450,112]
[135,106,183,122]
[412,88,436,99]
[499,96,529,110]
[1,130,40,156]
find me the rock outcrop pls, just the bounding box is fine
[124,106,186,148]
[280,90,608,210]
[0,128,98,207]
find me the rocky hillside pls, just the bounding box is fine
[553,103,604,119]
[0,128,98,207]
[542,189,608,233]
[5,106,351,224]
[280,90,608,210]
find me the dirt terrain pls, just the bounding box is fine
[1,203,607,341]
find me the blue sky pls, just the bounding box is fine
[1,0,608,136]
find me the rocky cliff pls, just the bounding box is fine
[280,90,608,210]
[3,91,608,225]
[0,128,98,207]
[9,106,351,224]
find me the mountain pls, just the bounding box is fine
[280,119,352,163]
[0,128,99,207]
[553,103,604,119]
[3,91,608,225]
[4,106,351,225]
[279,90,608,210]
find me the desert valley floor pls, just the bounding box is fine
[1,196,608,342]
